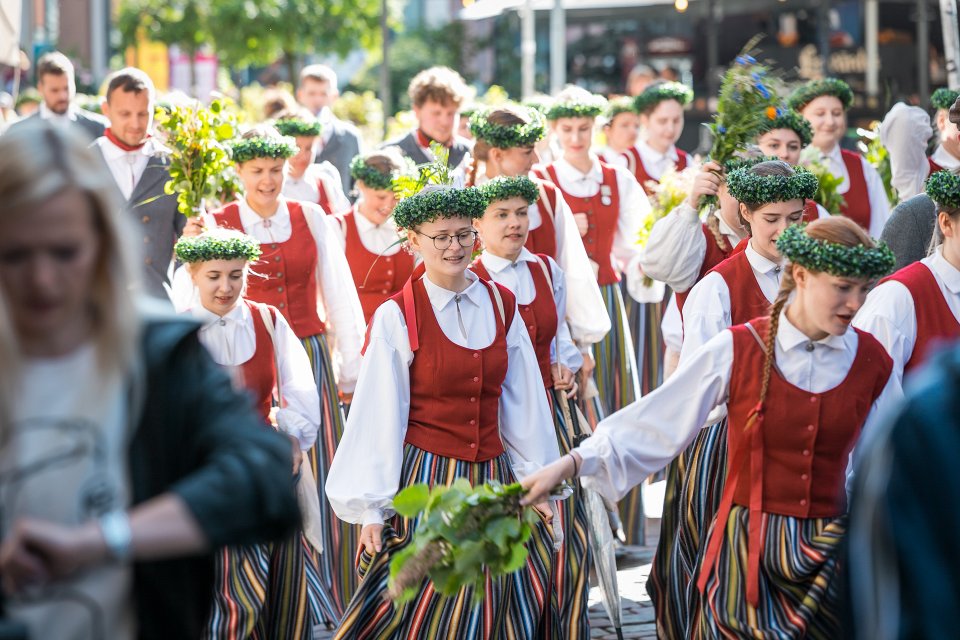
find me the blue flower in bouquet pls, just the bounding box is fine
[755,83,771,99]
[718,125,727,134]
[736,54,757,66]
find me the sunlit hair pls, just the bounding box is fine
[468,105,535,186]
[0,120,141,420]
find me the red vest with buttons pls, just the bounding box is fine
[525,180,559,258]
[709,247,772,325]
[675,230,748,314]
[211,201,325,339]
[340,209,415,323]
[698,315,892,605]
[545,162,621,286]
[623,146,688,196]
[881,261,960,373]
[839,149,873,231]
[396,276,516,462]
[471,256,558,388]
[238,300,279,424]
[316,178,333,214]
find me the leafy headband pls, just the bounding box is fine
[756,109,813,147]
[787,78,854,111]
[350,155,396,191]
[479,176,539,206]
[231,136,298,163]
[632,81,693,114]
[931,87,960,111]
[776,223,895,280]
[726,165,818,204]
[273,118,322,138]
[469,107,546,148]
[174,233,262,263]
[393,186,487,229]
[926,170,960,210]
[545,94,608,121]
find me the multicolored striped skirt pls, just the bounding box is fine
[621,282,666,397]
[592,283,643,544]
[333,444,558,639]
[647,418,728,639]
[301,333,358,618]
[205,532,334,639]
[548,389,591,639]
[694,507,846,639]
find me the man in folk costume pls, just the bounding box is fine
[790,78,891,236]
[276,109,351,215]
[296,64,363,196]
[383,66,472,170]
[627,80,694,195]
[6,51,108,140]
[92,67,190,300]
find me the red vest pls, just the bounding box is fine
[839,149,872,231]
[545,162,622,286]
[397,277,516,462]
[802,198,820,223]
[881,261,960,373]
[471,256,558,388]
[698,316,891,605]
[525,180,559,258]
[709,247,772,325]
[675,228,747,314]
[623,146,689,196]
[212,201,325,338]
[340,210,415,323]
[239,300,279,424]
[316,178,332,214]
[929,156,945,176]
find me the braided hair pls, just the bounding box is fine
[755,216,876,412]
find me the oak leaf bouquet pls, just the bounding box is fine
[387,480,539,604]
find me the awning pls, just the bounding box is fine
[460,0,681,21]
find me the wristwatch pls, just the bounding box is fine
[98,511,132,561]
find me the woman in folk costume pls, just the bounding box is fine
[756,109,831,220]
[467,104,611,394]
[329,149,415,323]
[854,170,960,385]
[646,161,819,638]
[522,215,902,639]
[193,125,366,616]
[790,78,891,235]
[927,88,960,175]
[325,184,562,639]
[174,230,337,637]
[534,86,654,544]
[597,97,641,172]
[626,80,693,194]
[276,110,351,215]
[471,175,590,638]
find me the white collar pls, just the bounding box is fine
[352,208,398,234]
[776,308,851,352]
[714,210,745,245]
[745,240,783,275]
[637,139,679,164]
[239,196,289,228]
[317,107,334,127]
[931,245,960,294]
[39,102,77,121]
[822,143,844,164]
[99,135,159,160]
[554,155,604,183]
[422,270,487,312]
[931,144,960,170]
[479,247,537,275]
[192,300,248,328]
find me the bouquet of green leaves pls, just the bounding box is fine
[858,122,898,207]
[393,142,453,199]
[699,37,784,210]
[639,164,699,248]
[154,98,238,217]
[387,480,538,605]
[800,146,846,215]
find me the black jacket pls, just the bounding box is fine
[130,309,300,638]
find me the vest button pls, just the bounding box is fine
[387,270,394,275]
[469,419,476,426]
[472,376,479,383]
[279,303,286,309]
[801,473,809,481]
[586,238,594,243]
[381,289,388,294]
[802,449,810,456]
[277,272,283,277]
[470,397,476,402]
[799,499,807,506]
[271,244,278,249]
[386,257,392,262]
[469,442,476,449]
[807,424,814,431]
[473,352,479,358]
[809,396,817,403]
[528,325,535,331]
[277,287,284,292]
[275,256,281,262]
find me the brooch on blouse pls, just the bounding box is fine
[600,184,613,206]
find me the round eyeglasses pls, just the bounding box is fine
[415,229,479,250]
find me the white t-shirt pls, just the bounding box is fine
[1,344,135,640]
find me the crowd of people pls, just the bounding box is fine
[0,47,959,640]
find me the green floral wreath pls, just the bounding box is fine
[926,170,960,210]
[174,233,262,263]
[479,176,540,206]
[723,154,779,175]
[273,118,322,138]
[393,186,487,229]
[350,155,396,191]
[776,223,895,280]
[727,165,818,204]
[469,108,545,148]
[633,81,693,115]
[787,78,854,111]
[756,109,813,146]
[931,87,960,111]
[521,96,552,116]
[231,136,298,163]
[605,96,637,121]
[545,94,608,121]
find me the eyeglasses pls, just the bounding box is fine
[416,229,479,250]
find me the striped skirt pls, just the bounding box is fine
[694,507,846,639]
[301,333,358,618]
[205,532,332,639]
[548,389,591,639]
[647,418,729,639]
[333,444,558,639]
[622,282,666,397]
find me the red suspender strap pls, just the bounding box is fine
[402,278,419,352]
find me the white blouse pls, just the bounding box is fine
[597,147,628,170]
[325,270,562,526]
[328,205,406,257]
[575,311,903,501]
[172,196,366,391]
[477,248,584,373]
[636,140,681,182]
[282,162,351,215]
[192,302,321,450]
[680,240,782,362]
[547,156,656,303]
[809,144,891,237]
[853,247,960,385]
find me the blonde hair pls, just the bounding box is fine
[0,121,141,419]
[408,66,469,109]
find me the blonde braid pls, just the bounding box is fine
[705,211,728,252]
[757,268,796,411]
[467,156,480,188]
